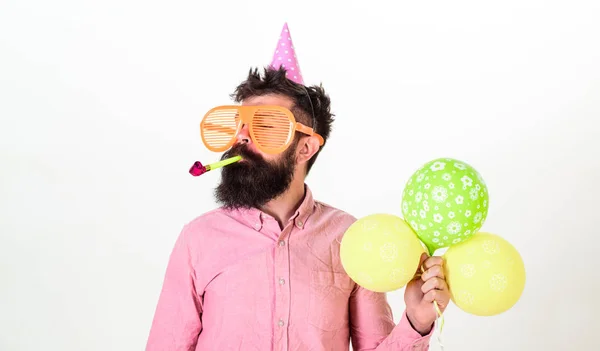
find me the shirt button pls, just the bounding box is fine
[278,240,285,247]
[296,220,303,228]
[254,223,261,230]
[279,278,285,285]
[278,319,285,327]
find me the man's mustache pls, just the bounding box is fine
[222,144,264,163]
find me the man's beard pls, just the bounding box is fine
[214,142,297,210]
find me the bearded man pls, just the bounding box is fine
[146,23,449,351]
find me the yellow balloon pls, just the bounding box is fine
[340,214,425,292]
[443,232,526,316]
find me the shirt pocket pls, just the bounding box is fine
[307,270,355,331]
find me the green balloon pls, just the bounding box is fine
[401,158,489,255]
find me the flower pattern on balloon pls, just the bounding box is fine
[482,240,500,254]
[430,161,446,171]
[457,290,474,305]
[461,176,473,188]
[379,243,398,262]
[447,221,462,234]
[470,188,479,200]
[432,186,448,203]
[415,192,422,202]
[361,219,377,231]
[460,264,476,278]
[489,274,508,292]
[389,268,409,283]
[454,162,466,170]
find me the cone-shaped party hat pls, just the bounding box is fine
[270,23,304,85]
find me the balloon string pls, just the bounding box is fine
[434,300,445,351]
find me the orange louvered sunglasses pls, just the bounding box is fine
[200,105,324,155]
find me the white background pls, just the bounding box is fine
[1,0,599,350]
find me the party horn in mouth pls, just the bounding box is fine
[189,155,242,177]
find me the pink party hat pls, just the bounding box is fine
[270,23,304,85]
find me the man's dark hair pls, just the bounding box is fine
[230,66,334,174]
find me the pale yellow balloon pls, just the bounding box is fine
[340,214,425,293]
[444,232,526,316]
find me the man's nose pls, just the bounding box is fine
[236,123,251,144]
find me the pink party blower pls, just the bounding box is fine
[189,156,242,177]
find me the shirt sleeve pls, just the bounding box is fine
[146,225,203,351]
[349,285,434,351]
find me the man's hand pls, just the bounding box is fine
[404,253,451,335]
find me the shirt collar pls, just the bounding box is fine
[232,184,316,231]
[290,184,315,229]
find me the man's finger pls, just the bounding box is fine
[423,288,451,306]
[422,256,444,271]
[423,289,438,303]
[421,265,445,281]
[419,252,428,269]
[413,252,429,277]
[420,277,448,294]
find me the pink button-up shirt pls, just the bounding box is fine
[146,186,433,350]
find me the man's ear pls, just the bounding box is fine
[296,136,320,165]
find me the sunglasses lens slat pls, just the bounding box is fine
[201,109,238,150]
[252,108,293,153]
